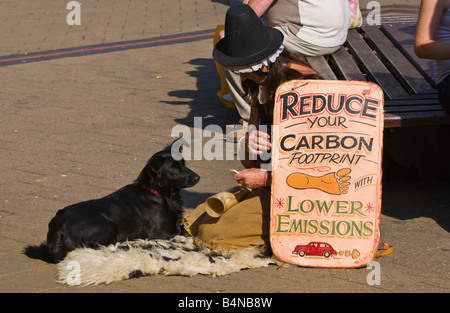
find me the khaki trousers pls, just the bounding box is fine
[183,188,271,251]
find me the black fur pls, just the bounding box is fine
[24,140,199,263]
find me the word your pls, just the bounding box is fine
[307,116,348,129]
[66,1,81,26]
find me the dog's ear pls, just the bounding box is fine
[137,154,164,185]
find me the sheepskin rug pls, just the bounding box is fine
[56,236,275,286]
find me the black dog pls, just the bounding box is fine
[24,139,199,263]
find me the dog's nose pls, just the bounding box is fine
[193,175,200,183]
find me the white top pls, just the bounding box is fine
[435,8,450,84]
[264,0,350,48]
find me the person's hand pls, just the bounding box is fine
[248,129,271,155]
[233,168,268,190]
[218,30,225,41]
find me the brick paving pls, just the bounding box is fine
[0,0,449,293]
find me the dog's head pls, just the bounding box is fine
[137,138,200,195]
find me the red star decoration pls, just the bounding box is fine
[365,202,375,213]
[275,197,285,210]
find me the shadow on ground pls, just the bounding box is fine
[162,57,241,129]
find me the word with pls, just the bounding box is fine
[66,1,81,26]
[354,175,375,190]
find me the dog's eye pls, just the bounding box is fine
[171,168,178,173]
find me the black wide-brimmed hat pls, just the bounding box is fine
[213,4,284,68]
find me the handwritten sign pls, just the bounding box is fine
[270,80,384,268]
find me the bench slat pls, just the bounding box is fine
[306,56,337,80]
[361,26,436,95]
[386,93,438,100]
[328,46,366,81]
[385,111,450,127]
[345,29,409,100]
[381,23,436,85]
[385,105,444,113]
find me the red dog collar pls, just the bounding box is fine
[141,184,160,195]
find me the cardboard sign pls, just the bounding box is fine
[270,80,384,268]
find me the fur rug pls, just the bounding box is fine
[56,236,275,286]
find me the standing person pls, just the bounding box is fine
[183,4,321,251]
[223,0,350,130]
[248,0,350,56]
[415,0,450,112]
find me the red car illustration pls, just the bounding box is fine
[292,242,336,258]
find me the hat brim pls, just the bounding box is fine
[213,27,284,67]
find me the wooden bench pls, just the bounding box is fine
[307,23,450,128]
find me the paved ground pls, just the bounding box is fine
[0,0,449,294]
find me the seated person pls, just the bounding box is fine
[415,0,450,113]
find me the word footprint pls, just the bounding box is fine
[286,168,352,195]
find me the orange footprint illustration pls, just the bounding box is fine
[286,168,352,195]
